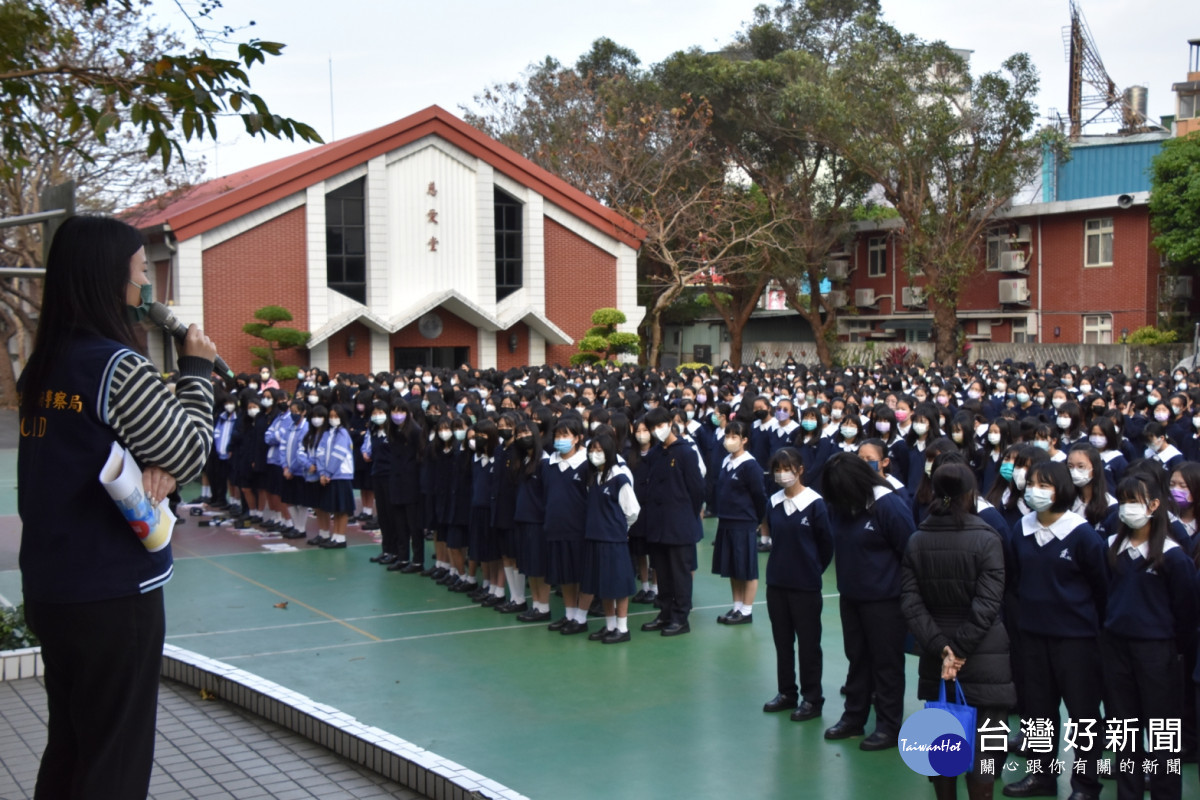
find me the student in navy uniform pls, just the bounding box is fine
[1180,408,1200,464]
[19,216,217,800]
[386,399,425,573]
[230,389,261,527]
[640,406,706,637]
[578,433,641,644]
[349,388,376,529]
[628,419,658,605]
[1066,444,1119,537]
[1171,464,1199,550]
[488,414,520,609]
[794,406,833,490]
[760,448,834,724]
[206,390,235,509]
[364,400,400,565]
[468,420,503,604]
[901,462,1014,800]
[1102,475,1196,800]
[543,417,590,633]
[1003,461,1106,799]
[711,420,768,625]
[511,422,552,622]
[820,453,914,751]
[1143,421,1185,473]
[1087,415,1127,494]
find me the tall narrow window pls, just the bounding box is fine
[867,237,886,277]
[494,188,522,301]
[1084,217,1113,267]
[326,178,366,303]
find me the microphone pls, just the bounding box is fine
[147,302,234,379]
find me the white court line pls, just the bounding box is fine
[170,594,843,643]
[0,591,11,607]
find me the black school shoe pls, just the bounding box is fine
[560,619,588,635]
[369,552,391,563]
[547,617,570,632]
[496,600,528,614]
[588,627,613,641]
[762,694,799,713]
[516,608,549,623]
[319,539,346,549]
[602,629,631,644]
[790,701,823,722]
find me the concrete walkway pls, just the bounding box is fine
[0,676,427,800]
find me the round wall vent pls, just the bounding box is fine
[418,312,443,340]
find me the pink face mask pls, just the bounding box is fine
[895,409,910,422]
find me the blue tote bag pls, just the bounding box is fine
[925,679,977,761]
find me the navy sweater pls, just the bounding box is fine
[1104,536,1196,642]
[829,487,914,602]
[1011,511,1108,638]
[765,487,834,591]
[713,453,767,523]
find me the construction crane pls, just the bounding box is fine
[1063,0,1160,138]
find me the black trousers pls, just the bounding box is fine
[767,585,823,704]
[205,455,230,504]
[372,476,398,555]
[395,502,423,564]
[839,596,906,736]
[1019,632,1103,795]
[1101,633,1182,800]
[648,542,696,625]
[25,589,165,800]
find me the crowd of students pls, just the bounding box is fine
[189,357,1200,799]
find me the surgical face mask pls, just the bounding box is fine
[968,390,981,400]
[372,414,387,426]
[224,403,236,414]
[773,471,797,488]
[247,406,260,418]
[1052,398,1066,410]
[456,402,467,414]
[452,429,465,442]
[1154,409,1170,422]
[421,399,430,411]
[723,437,742,454]
[125,281,153,323]
[875,421,891,434]
[936,396,949,406]
[1024,486,1054,512]
[987,432,1002,446]
[307,395,319,405]
[553,437,573,454]
[696,393,707,404]
[840,425,858,439]
[1170,487,1192,508]
[589,451,605,467]
[636,431,652,445]
[248,382,259,391]
[262,398,274,409]
[1147,396,1160,406]
[653,425,671,442]
[1012,467,1027,490]
[311,417,325,428]
[356,404,366,413]
[895,409,910,422]
[709,412,721,427]
[924,460,934,476]
[329,418,342,428]
[423,375,433,385]
[392,412,407,425]
[775,408,790,423]
[912,422,929,436]
[1062,376,1073,386]
[1082,434,1107,450]
[999,462,1015,482]
[801,418,817,431]
[830,408,843,421]
[1118,503,1150,530]
[1032,439,1050,451]
[438,429,453,442]
[1080,384,1091,393]
[1056,416,1071,430]
[1016,392,1031,404]
[951,431,964,444]
[1070,467,1092,487]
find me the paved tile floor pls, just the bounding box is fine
[0,676,428,800]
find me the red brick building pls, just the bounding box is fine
[124,106,644,374]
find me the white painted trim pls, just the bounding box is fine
[543,203,622,257]
[309,341,329,371]
[528,329,546,365]
[306,185,329,331]
[324,164,367,193]
[371,328,389,374]
[493,172,529,203]
[476,328,497,369]
[175,237,205,331]
[384,136,476,172]
[200,192,305,250]
[367,156,388,310]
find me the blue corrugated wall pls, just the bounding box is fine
[1046,139,1165,202]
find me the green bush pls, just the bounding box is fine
[0,604,38,650]
[569,352,601,367]
[677,362,712,371]
[590,308,627,327]
[607,332,641,354]
[1127,326,1179,345]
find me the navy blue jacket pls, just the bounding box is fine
[1010,512,1108,638]
[542,450,588,541]
[765,487,833,591]
[712,453,767,523]
[1104,536,1196,643]
[829,487,914,602]
[643,437,704,545]
[585,467,636,543]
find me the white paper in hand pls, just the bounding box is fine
[99,442,174,552]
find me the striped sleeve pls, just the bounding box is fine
[106,353,214,484]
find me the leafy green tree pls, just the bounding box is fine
[243,306,310,380]
[1149,132,1200,268]
[572,308,641,366]
[0,0,322,172]
[833,26,1042,364]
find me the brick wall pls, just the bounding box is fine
[326,321,373,376]
[389,309,476,367]
[543,217,616,365]
[495,323,528,371]
[202,206,309,374]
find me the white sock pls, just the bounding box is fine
[290,505,308,530]
[733,601,744,614]
[651,583,659,594]
[509,571,526,603]
[465,576,477,585]
[534,601,550,613]
[492,585,506,598]
[605,614,617,631]
[641,581,651,592]
[319,529,329,540]
[616,617,628,633]
[362,506,373,515]
[741,604,752,616]
[332,533,346,543]
[201,486,211,499]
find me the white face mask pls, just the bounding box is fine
[912,422,929,436]
[951,432,964,444]
[723,437,742,454]
[468,438,477,451]
[1024,486,1054,512]
[247,406,260,418]
[307,395,319,405]
[224,403,236,414]
[840,425,858,439]
[1056,416,1071,430]
[311,417,325,428]
[1089,434,1107,449]
[371,414,386,425]
[773,471,797,488]
[1012,467,1028,491]
[636,431,652,445]
[1052,398,1066,410]
[329,418,341,428]
[987,432,1001,446]
[830,409,843,421]
[438,429,453,442]
[1118,503,1150,530]
[653,425,671,442]
[262,398,274,409]
[1069,467,1092,487]
[588,451,605,467]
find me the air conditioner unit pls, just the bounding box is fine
[826,290,848,308]
[826,259,850,281]
[901,286,926,307]
[1012,224,1032,243]
[999,279,1030,304]
[999,251,1026,272]
[1163,275,1194,299]
[855,288,876,306]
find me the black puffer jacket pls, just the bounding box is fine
[900,513,1016,709]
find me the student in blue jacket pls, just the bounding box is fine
[1104,474,1196,800]
[640,407,706,637]
[711,420,768,625]
[314,403,355,548]
[1003,460,1107,799]
[278,398,311,539]
[820,453,914,751]
[760,447,834,723]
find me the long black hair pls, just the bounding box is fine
[21,216,146,420]
[821,452,888,519]
[1109,475,1171,571]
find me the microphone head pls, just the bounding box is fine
[146,302,176,327]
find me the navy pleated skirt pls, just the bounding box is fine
[581,540,637,598]
[711,521,759,580]
[318,479,355,515]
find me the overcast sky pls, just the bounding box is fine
[161,0,1197,178]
